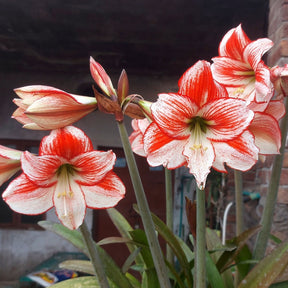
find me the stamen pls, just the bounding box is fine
[55,163,75,218]
[233,88,245,95]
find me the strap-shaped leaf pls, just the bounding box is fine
[238,241,288,288]
[133,204,193,287]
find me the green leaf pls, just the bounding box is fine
[238,241,288,288]
[107,208,144,266]
[234,244,252,281]
[133,204,193,287]
[50,276,100,288]
[129,229,155,269]
[97,236,132,246]
[217,225,261,272]
[206,251,225,288]
[59,260,95,275]
[125,272,142,288]
[141,268,161,288]
[122,248,141,273]
[39,220,133,288]
[206,227,234,288]
[270,281,288,288]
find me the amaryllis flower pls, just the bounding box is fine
[129,118,150,157]
[0,145,22,186]
[143,60,259,189]
[211,24,274,103]
[13,85,98,130]
[3,126,125,230]
[270,64,288,99]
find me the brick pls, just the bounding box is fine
[282,4,288,21]
[283,151,288,168]
[280,168,288,185]
[277,186,288,203]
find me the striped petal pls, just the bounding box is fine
[144,122,187,169]
[213,131,258,172]
[254,65,274,102]
[151,93,198,139]
[84,171,125,209]
[219,25,250,60]
[90,57,116,96]
[211,57,252,87]
[53,179,86,230]
[201,98,254,140]
[40,126,93,159]
[21,152,60,186]
[244,39,273,71]
[72,150,116,185]
[3,174,54,214]
[183,136,215,189]
[179,60,228,107]
[264,100,285,121]
[25,94,97,130]
[249,112,281,154]
[129,119,150,157]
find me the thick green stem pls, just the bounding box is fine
[234,170,244,236]
[117,121,171,288]
[253,98,288,261]
[234,171,244,288]
[195,186,206,288]
[79,221,110,288]
[165,168,174,264]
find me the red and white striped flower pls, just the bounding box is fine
[143,61,259,188]
[3,126,125,230]
[211,25,274,103]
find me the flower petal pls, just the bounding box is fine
[84,171,125,209]
[90,57,116,97]
[213,131,258,172]
[201,98,254,140]
[144,122,187,169]
[72,150,116,185]
[25,95,97,130]
[211,57,252,87]
[21,152,60,186]
[183,136,215,189]
[254,64,274,102]
[129,119,150,157]
[249,112,281,154]
[151,93,197,138]
[14,85,70,100]
[0,145,22,185]
[243,39,273,70]
[40,126,93,159]
[178,60,228,107]
[3,174,53,214]
[264,100,285,121]
[53,180,86,230]
[218,25,251,60]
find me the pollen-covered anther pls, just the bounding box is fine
[57,191,74,198]
[233,88,245,95]
[190,144,208,151]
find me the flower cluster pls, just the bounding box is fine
[130,25,286,189]
[1,24,288,229]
